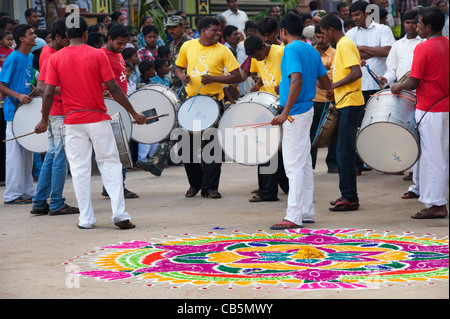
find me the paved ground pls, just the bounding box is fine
[0,148,448,302]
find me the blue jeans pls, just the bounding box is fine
[32,116,67,211]
[336,105,364,202]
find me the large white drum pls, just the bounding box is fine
[128,84,180,144]
[12,97,48,153]
[356,89,419,173]
[177,95,220,133]
[104,98,132,141]
[238,91,281,113]
[218,95,281,166]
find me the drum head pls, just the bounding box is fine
[218,101,281,166]
[356,122,419,173]
[128,86,178,144]
[177,95,219,132]
[12,97,48,153]
[104,98,132,141]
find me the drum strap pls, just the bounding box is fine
[415,95,449,130]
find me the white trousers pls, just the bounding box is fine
[409,110,449,208]
[65,120,130,228]
[3,122,35,202]
[281,109,315,225]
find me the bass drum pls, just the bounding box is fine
[12,97,48,153]
[177,95,220,133]
[238,91,281,113]
[356,89,419,173]
[104,98,132,141]
[128,84,180,144]
[218,98,281,166]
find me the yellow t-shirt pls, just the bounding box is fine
[176,39,241,101]
[333,36,364,108]
[250,44,283,96]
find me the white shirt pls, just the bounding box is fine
[382,35,423,87]
[443,16,449,38]
[222,9,248,32]
[346,21,396,91]
[224,42,250,96]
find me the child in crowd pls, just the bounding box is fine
[125,61,136,96]
[151,58,170,87]
[121,47,140,87]
[137,60,155,89]
[0,31,13,69]
[344,19,355,33]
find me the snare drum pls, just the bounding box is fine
[238,91,281,113]
[218,98,281,166]
[104,98,132,141]
[177,95,220,133]
[128,84,180,144]
[356,89,419,173]
[12,97,48,153]
[312,103,339,148]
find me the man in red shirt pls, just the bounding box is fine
[391,7,449,219]
[35,17,146,229]
[31,17,79,216]
[100,24,139,199]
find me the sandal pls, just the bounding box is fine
[401,191,419,199]
[251,188,260,194]
[49,204,79,216]
[4,196,32,204]
[270,219,303,230]
[114,219,136,229]
[185,186,200,198]
[202,190,222,199]
[124,188,139,199]
[330,197,342,206]
[329,199,359,211]
[249,195,264,202]
[411,206,448,219]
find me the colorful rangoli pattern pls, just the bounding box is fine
[66,229,449,290]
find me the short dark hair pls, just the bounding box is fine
[154,58,168,72]
[258,17,279,35]
[158,45,170,58]
[111,11,123,22]
[319,13,343,31]
[344,18,355,29]
[197,17,220,34]
[223,24,238,41]
[66,16,89,39]
[13,24,32,49]
[314,25,323,34]
[139,60,154,74]
[108,24,129,40]
[0,17,16,28]
[301,13,312,24]
[50,18,67,41]
[349,0,369,13]
[0,30,11,40]
[244,35,264,56]
[245,20,257,30]
[419,6,445,32]
[140,16,152,28]
[142,24,159,36]
[279,12,303,37]
[337,2,349,12]
[86,32,107,47]
[403,9,418,21]
[122,47,137,60]
[24,8,38,18]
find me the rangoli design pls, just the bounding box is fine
[65,229,449,290]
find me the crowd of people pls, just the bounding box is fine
[0,0,448,230]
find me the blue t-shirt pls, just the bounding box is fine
[151,74,170,87]
[279,40,327,115]
[0,50,34,121]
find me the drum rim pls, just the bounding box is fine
[104,97,133,141]
[218,100,279,129]
[12,96,48,154]
[367,88,416,107]
[356,121,420,173]
[177,95,220,132]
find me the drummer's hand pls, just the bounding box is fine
[271,113,288,126]
[274,85,279,95]
[103,90,111,98]
[250,83,260,92]
[18,94,32,104]
[35,120,48,134]
[200,74,215,85]
[391,83,402,94]
[133,113,147,125]
[378,76,388,87]
[325,90,334,101]
[182,75,190,84]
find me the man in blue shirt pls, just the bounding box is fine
[0,24,37,204]
[270,13,330,230]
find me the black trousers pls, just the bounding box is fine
[355,90,378,170]
[256,151,289,200]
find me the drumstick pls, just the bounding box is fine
[132,113,169,124]
[237,122,272,132]
[176,81,186,99]
[187,72,209,112]
[2,131,35,142]
[364,65,384,90]
[234,122,272,128]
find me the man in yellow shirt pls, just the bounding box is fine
[174,17,241,199]
[243,35,289,203]
[319,13,365,212]
[310,25,337,173]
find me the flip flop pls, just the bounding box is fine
[185,186,200,198]
[4,196,32,204]
[202,190,222,199]
[411,207,448,219]
[329,200,359,211]
[114,220,136,229]
[270,220,303,230]
[124,188,139,199]
[401,191,419,199]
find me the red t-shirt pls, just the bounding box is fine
[45,44,115,124]
[0,47,13,68]
[100,46,127,95]
[410,36,449,112]
[38,45,64,116]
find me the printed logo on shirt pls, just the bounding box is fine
[190,54,209,77]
